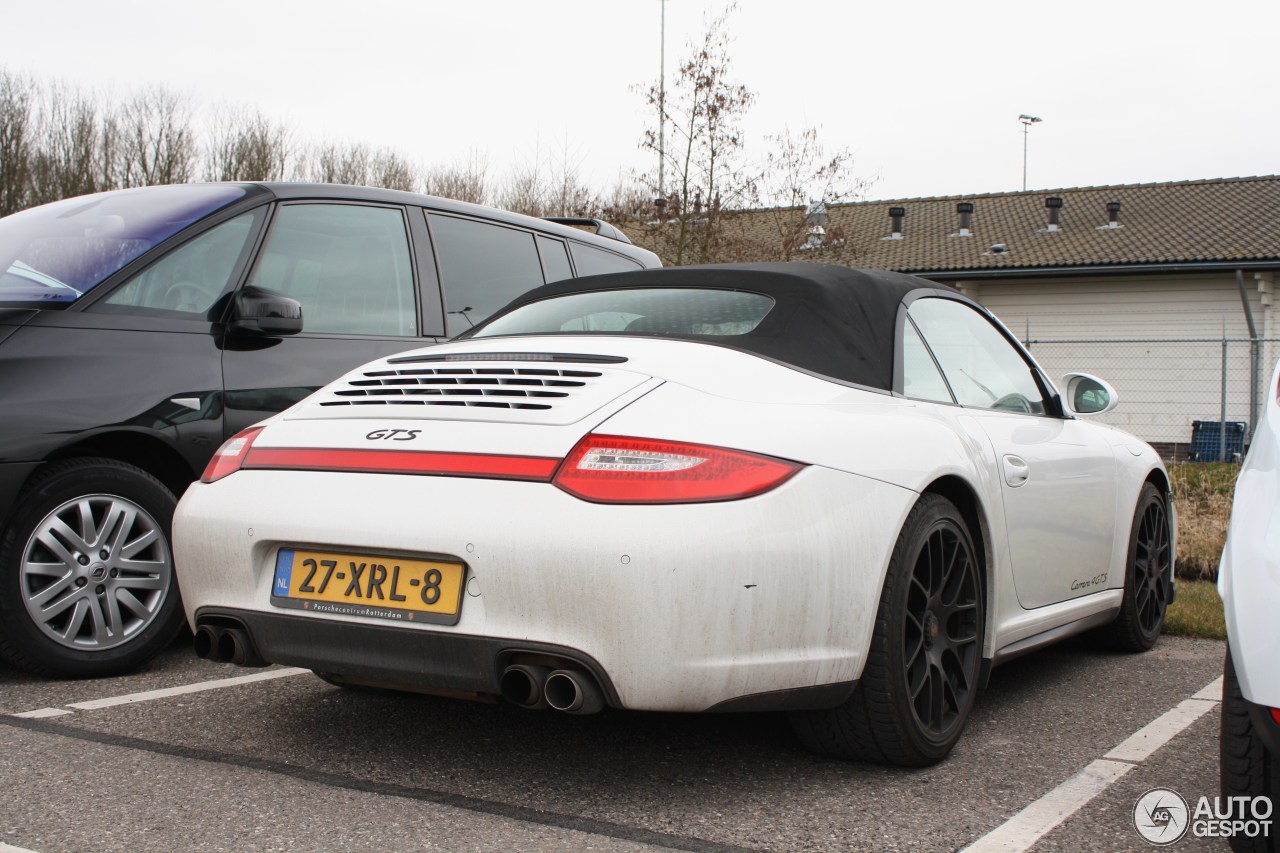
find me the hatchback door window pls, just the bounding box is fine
[908,298,1046,414]
[428,214,545,336]
[536,236,574,284]
[569,242,644,277]
[246,204,416,336]
[96,212,260,317]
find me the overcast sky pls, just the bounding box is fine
[7,0,1278,203]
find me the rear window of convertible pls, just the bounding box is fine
[470,288,775,338]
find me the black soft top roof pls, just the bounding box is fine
[470,263,960,391]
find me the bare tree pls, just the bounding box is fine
[423,151,489,204]
[595,179,656,233]
[499,138,602,218]
[368,148,418,192]
[755,126,872,259]
[29,83,110,205]
[639,4,755,264]
[627,7,876,264]
[205,107,291,182]
[300,141,425,192]
[308,141,371,186]
[119,87,197,186]
[497,160,545,216]
[0,68,35,215]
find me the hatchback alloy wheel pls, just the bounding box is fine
[20,493,173,650]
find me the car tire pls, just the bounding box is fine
[1095,482,1171,653]
[790,493,984,766]
[1221,649,1280,853]
[0,458,185,677]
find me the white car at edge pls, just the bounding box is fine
[1220,357,1280,850]
[173,263,1174,766]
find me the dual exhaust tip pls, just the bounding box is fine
[193,624,266,667]
[194,626,601,712]
[500,664,605,715]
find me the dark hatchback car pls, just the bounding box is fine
[0,182,659,677]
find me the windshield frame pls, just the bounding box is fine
[0,184,251,308]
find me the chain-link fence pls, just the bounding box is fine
[1024,337,1280,461]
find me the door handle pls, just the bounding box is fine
[1002,454,1030,487]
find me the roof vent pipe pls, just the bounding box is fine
[1099,200,1122,230]
[955,202,974,237]
[884,206,905,240]
[1045,197,1063,232]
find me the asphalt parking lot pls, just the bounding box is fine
[1,634,1231,852]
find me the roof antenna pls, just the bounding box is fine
[1018,114,1042,191]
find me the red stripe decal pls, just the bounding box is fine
[243,447,559,481]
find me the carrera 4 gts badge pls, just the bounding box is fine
[366,429,421,441]
[1071,572,1108,591]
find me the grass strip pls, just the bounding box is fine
[1163,579,1226,641]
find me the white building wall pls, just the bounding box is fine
[957,273,1272,451]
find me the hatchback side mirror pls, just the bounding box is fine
[228,286,303,337]
[1061,373,1118,416]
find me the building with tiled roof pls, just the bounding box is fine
[631,176,1280,456]
[736,175,1280,277]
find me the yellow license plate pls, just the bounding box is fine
[271,548,464,625]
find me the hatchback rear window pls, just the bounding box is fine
[0,184,246,305]
[470,288,775,338]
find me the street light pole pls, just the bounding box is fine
[1018,112,1039,189]
[657,0,667,202]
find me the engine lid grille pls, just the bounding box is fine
[295,353,656,426]
[323,365,605,411]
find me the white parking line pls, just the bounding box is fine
[962,676,1222,853]
[1105,698,1220,763]
[1194,675,1225,701]
[8,667,308,718]
[10,707,73,720]
[963,760,1135,853]
[0,843,41,853]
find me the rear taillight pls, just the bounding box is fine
[200,427,264,483]
[553,434,802,504]
[1271,708,1280,726]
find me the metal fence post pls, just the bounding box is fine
[1221,335,1229,462]
[1251,337,1260,443]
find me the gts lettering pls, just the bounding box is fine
[366,429,421,441]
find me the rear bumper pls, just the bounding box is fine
[174,466,914,712]
[195,606,622,703]
[195,606,859,712]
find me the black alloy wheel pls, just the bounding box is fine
[903,510,983,739]
[791,493,984,766]
[1096,482,1171,653]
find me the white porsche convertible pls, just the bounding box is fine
[173,263,1174,766]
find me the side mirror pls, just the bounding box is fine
[228,286,303,337]
[1061,373,1118,416]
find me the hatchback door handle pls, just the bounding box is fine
[1002,454,1030,487]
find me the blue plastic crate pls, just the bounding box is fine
[1190,420,1246,462]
